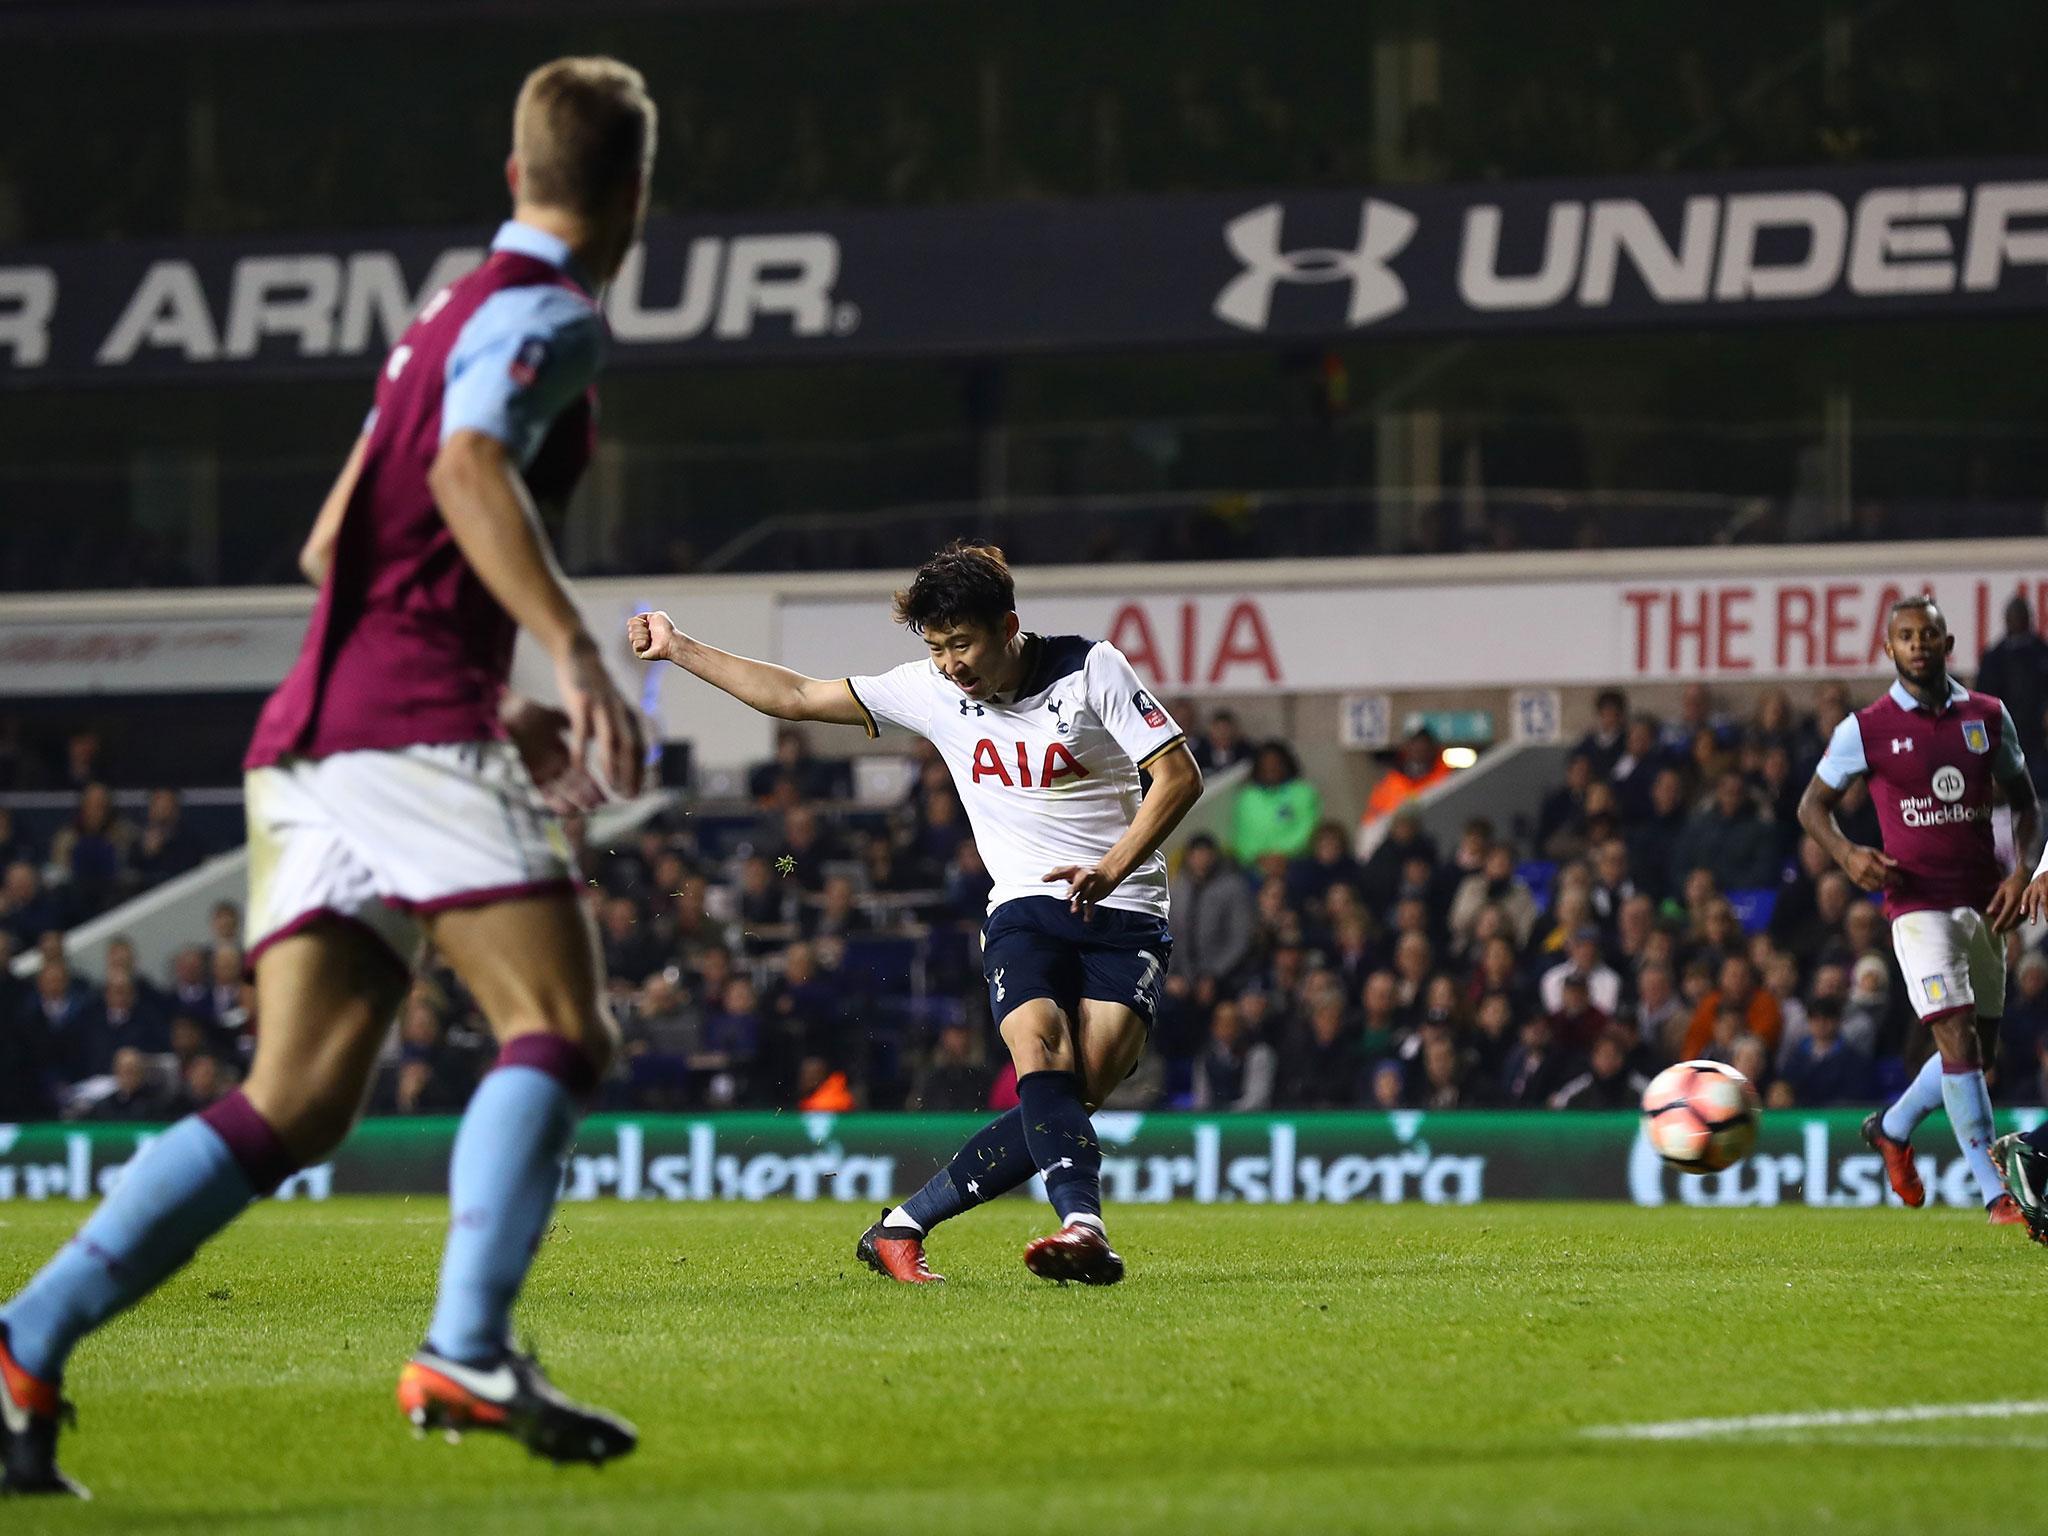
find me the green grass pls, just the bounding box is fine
[1,1198,2041,1534]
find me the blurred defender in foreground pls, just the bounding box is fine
[1,58,655,1495]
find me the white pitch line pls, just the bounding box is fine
[1582,1401,2048,1441]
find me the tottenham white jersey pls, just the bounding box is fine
[847,635,1185,918]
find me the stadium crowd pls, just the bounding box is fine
[9,662,2048,1124]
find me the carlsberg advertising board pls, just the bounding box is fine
[0,1111,2035,1207]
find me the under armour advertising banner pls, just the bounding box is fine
[5,159,2047,384]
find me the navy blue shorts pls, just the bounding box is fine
[981,896,1174,1028]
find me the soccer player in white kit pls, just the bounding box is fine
[630,542,1204,1284]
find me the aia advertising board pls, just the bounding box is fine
[778,562,2048,695]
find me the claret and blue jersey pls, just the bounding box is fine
[1816,675,2025,919]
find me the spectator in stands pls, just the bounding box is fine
[131,788,203,887]
[773,804,841,893]
[1192,999,1276,1110]
[659,874,724,958]
[906,1022,986,1111]
[1747,688,1799,757]
[700,975,765,1106]
[1661,682,1732,755]
[168,945,212,1021]
[0,861,58,949]
[1279,995,1363,1108]
[1976,595,2048,789]
[1673,771,1782,895]
[1551,1027,1647,1109]
[178,1051,235,1113]
[1287,822,1364,909]
[1414,1026,1480,1109]
[620,970,699,1109]
[1502,1014,1575,1107]
[1359,810,1437,913]
[1842,953,1896,1056]
[89,1048,179,1122]
[805,872,870,942]
[1610,715,1669,822]
[1627,962,1684,1058]
[1540,927,1622,1017]
[749,724,840,804]
[1170,834,1256,987]
[23,957,99,1089]
[1359,728,1451,850]
[1576,689,1630,779]
[1682,955,1782,1058]
[1586,838,1637,934]
[1191,708,1252,776]
[600,895,664,990]
[1448,843,1540,954]
[0,807,23,869]
[1774,996,1872,1107]
[1469,990,1517,1085]
[1536,753,1595,859]
[1547,972,1612,1056]
[96,971,168,1067]
[1233,740,1321,863]
[733,854,800,953]
[910,790,971,881]
[1626,767,1690,900]
[207,943,247,1030]
[2000,950,2048,1085]
[388,993,469,1114]
[208,900,240,946]
[1612,890,1658,974]
[0,966,52,1120]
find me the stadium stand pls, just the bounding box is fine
[9,671,2042,1126]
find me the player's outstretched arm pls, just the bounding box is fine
[430,428,644,796]
[298,433,369,586]
[628,609,867,727]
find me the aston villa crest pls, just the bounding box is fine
[1961,718,1989,754]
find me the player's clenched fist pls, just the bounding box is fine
[629,609,678,662]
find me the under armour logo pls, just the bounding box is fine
[966,1178,981,1196]
[992,967,1006,1001]
[959,698,985,717]
[1051,1157,1074,1171]
[1892,738,1914,753]
[1214,199,1418,332]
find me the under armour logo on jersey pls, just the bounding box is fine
[958,698,985,717]
[1892,737,1914,754]
[992,967,1006,1001]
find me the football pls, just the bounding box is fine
[1640,1060,1762,1173]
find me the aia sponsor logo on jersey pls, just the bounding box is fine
[970,739,1089,789]
[1132,689,1167,729]
[508,335,549,387]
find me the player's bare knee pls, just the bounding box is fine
[1933,1016,1981,1070]
[1000,1005,1071,1073]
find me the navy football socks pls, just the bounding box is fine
[1018,1070,1104,1229]
[893,1108,1036,1231]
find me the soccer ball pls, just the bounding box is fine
[1640,1060,1761,1174]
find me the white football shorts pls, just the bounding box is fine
[245,741,575,972]
[1889,906,2005,1022]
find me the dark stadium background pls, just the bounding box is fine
[3,0,2047,1172]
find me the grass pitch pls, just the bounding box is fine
[1,1197,2041,1535]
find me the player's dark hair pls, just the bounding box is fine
[514,57,657,219]
[1887,593,1945,631]
[892,541,1015,634]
